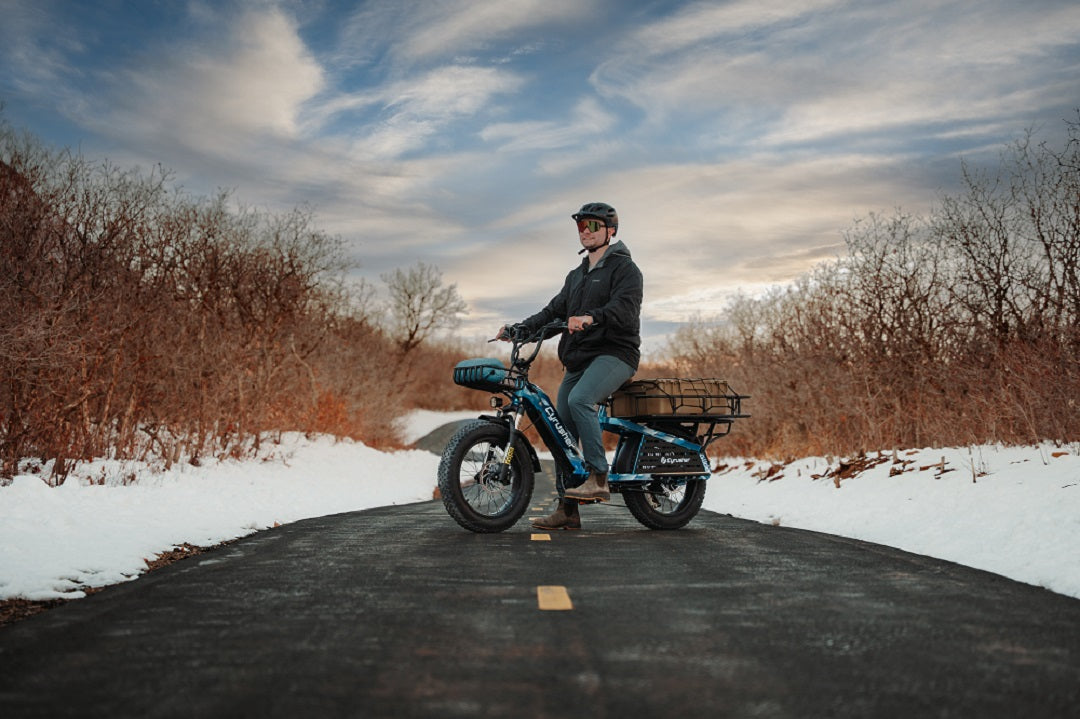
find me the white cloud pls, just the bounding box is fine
[313,64,525,160]
[384,65,523,118]
[208,9,324,135]
[338,0,594,67]
[311,65,523,130]
[49,4,327,179]
[536,138,625,176]
[0,2,84,94]
[122,7,324,140]
[626,0,846,55]
[402,0,590,62]
[592,0,1080,148]
[760,82,1052,147]
[751,1,1080,147]
[479,97,616,152]
[591,0,847,114]
[926,2,1080,66]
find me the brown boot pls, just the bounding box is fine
[531,499,581,530]
[565,471,610,502]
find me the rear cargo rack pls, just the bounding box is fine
[606,378,750,449]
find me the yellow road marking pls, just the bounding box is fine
[531,533,551,541]
[537,585,573,611]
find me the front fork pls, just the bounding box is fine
[496,404,526,484]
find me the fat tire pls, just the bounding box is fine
[438,419,534,533]
[623,479,707,530]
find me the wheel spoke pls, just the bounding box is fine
[646,481,686,514]
[622,477,705,530]
[438,419,535,532]
[457,439,513,516]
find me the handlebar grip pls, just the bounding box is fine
[496,320,567,345]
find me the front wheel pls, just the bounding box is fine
[438,420,535,533]
[623,479,707,530]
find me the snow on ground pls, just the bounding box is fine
[0,435,440,601]
[1,411,1079,603]
[397,409,487,445]
[702,445,1080,600]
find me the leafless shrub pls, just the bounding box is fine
[0,117,414,480]
[668,116,1080,458]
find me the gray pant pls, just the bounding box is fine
[556,354,636,475]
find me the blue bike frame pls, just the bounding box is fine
[494,375,712,493]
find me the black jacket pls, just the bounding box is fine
[521,240,643,372]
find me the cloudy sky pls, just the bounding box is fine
[2,0,1079,353]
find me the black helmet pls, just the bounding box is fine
[572,202,618,236]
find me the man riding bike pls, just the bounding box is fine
[496,202,643,530]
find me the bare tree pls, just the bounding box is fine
[382,262,467,354]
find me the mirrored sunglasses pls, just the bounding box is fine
[576,219,605,233]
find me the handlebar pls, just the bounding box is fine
[491,320,568,344]
[491,320,567,370]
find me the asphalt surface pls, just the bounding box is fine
[2,463,1079,718]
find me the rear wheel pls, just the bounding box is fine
[438,420,534,533]
[623,478,706,530]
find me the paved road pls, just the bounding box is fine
[1,469,1079,718]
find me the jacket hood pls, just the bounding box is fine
[583,240,631,268]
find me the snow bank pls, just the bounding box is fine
[0,434,439,600]
[704,444,1080,599]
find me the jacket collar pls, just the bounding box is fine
[582,240,630,271]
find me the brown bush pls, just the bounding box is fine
[0,118,410,480]
[666,116,1080,459]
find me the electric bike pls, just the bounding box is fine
[437,320,749,533]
